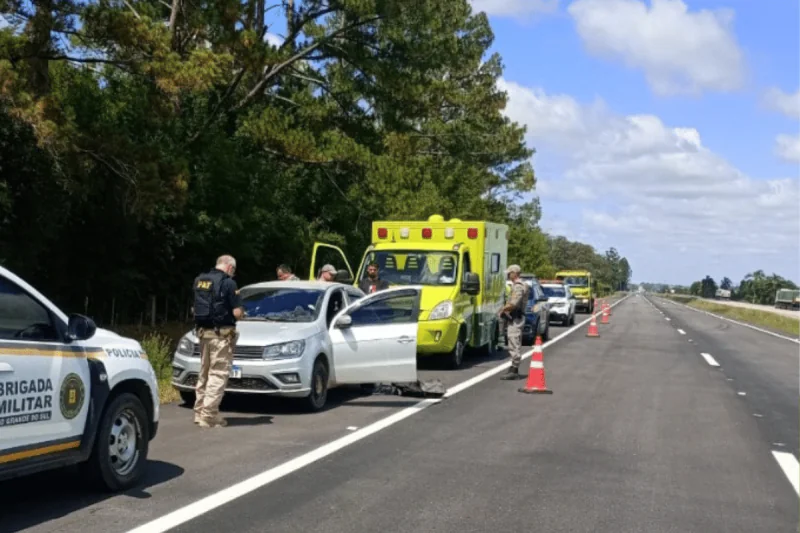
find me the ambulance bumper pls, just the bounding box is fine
[416,318,461,355]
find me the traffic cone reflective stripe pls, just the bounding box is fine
[587,312,600,337]
[601,304,610,324]
[518,336,552,394]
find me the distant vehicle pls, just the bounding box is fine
[555,270,594,313]
[774,289,800,310]
[715,289,731,300]
[172,281,422,412]
[539,280,577,326]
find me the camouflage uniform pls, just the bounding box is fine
[501,272,529,380]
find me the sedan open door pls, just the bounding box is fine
[329,287,421,384]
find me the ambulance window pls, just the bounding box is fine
[491,254,500,273]
[0,277,59,342]
[463,253,472,274]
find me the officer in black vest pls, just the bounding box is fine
[192,254,244,428]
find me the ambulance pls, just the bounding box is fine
[555,269,595,314]
[0,266,160,492]
[310,215,508,368]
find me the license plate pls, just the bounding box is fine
[230,365,242,379]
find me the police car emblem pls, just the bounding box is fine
[60,373,85,420]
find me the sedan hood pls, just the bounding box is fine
[235,320,321,345]
[548,297,568,304]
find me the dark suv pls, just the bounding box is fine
[522,277,550,344]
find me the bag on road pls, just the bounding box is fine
[372,379,447,398]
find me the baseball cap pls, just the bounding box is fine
[505,264,521,275]
[320,264,337,274]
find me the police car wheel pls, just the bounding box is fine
[304,358,329,412]
[86,392,149,492]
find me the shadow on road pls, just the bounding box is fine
[0,459,184,533]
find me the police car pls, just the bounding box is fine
[0,266,160,491]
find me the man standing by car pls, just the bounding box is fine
[276,264,299,281]
[318,264,337,281]
[359,261,390,294]
[499,264,529,380]
[192,255,244,428]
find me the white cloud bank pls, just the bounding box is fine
[470,0,559,17]
[764,87,800,163]
[775,134,800,163]
[498,78,799,283]
[568,0,745,96]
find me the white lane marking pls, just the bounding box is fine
[346,426,358,431]
[652,297,799,345]
[125,301,632,533]
[677,329,686,335]
[700,352,720,367]
[737,391,747,396]
[753,413,763,418]
[772,451,800,496]
[665,317,671,321]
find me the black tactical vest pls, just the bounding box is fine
[193,269,228,328]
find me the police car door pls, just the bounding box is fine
[329,287,421,384]
[0,273,90,462]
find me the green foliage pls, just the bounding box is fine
[0,0,631,325]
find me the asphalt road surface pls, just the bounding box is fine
[2,294,797,533]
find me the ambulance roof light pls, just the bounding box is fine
[377,228,388,239]
[422,228,433,239]
[467,228,478,239]
[444,228,455,239]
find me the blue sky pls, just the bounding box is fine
[472,0,799,286]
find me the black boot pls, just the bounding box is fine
[501,365,519,380]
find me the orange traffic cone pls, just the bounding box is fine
[601,304,610,324]
[587,312,600,337]
[518,336,552,394]
[606,300,613,316]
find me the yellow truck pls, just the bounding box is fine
[555,269,594,314]
[310,214,509,368]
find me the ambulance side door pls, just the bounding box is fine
[0,274,91,463]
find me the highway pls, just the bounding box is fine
[2,294,798,533]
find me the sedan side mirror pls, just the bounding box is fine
[67,314,97,341]
[334,315,353,329]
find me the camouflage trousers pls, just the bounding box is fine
[506,317,525,368]
[194,327,238,423]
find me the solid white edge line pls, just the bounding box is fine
[771,451,800,496]
[126,296,632,533]
[699,352,720,367]
[650,296,799,345]
[677,329,686,335]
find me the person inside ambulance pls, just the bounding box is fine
[358,261,390,294]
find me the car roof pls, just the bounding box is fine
[240,280,354,292]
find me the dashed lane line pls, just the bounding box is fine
[124,297,633,533]
[699,352,720,367]
[772,451,800,496]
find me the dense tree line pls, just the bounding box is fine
[642,270,797,305]
[0,0,631,327]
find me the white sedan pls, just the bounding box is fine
[541,282,577,326]
[171,281,421,411]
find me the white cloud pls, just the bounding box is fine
[763,87,800,119]
[567,0,745,96]
[775,134,800,163]
[470,0,559,17]
[499,78,800,283]
[265,33,284,47]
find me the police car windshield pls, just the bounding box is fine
[543,286,566,297]
[360,251,459,287]
[239,288,324,322]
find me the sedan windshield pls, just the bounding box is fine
[543,286,566,297]
[561,276,588,287]
[360,251,459,286]
[239,288,324,322]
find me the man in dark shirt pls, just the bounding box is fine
[192,255,244,428]
[359,261,390,294]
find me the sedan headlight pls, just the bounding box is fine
[429,301,454,320]
[263,340,305,360]
[177,336,194,357]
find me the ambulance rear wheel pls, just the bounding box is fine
[86,392,149,492]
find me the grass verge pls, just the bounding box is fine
[661,295,799,337]
[140,331,182,404]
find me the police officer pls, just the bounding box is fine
[192,255,244,428]
[499,264,529,380]
[502,280,512,349]
[276,264,299,281]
